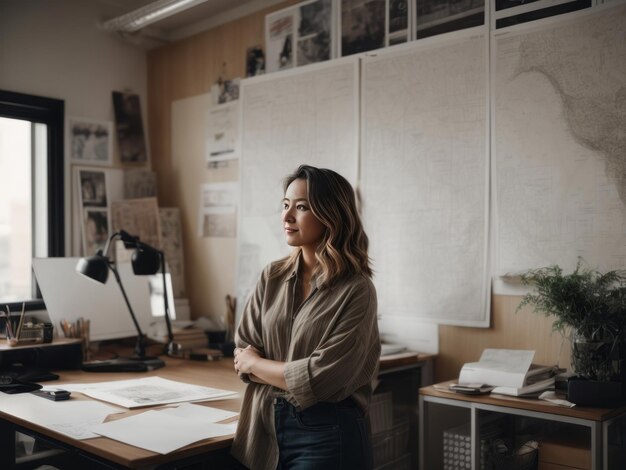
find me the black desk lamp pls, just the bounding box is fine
[76,230,179,371]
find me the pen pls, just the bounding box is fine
[16,302,26,340]
[3,305,14,339]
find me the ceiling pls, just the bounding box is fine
[95,0,283,47]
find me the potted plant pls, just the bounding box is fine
[516,259,626,406]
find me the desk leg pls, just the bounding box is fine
[0,421,16,468]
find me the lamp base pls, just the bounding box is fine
[82,357,165,372]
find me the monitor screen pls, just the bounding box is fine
[32,257,175,341]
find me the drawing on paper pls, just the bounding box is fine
[124,169,157,199]
[110,197,162,261]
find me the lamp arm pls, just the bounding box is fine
[108,261,146,358]
[100,231,121,258]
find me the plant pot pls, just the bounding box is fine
[570,332,623,382]
[567,376,625,407]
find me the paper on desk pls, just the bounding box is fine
[458,349,535,388]
[60,376,238,408]
[0,393,123,439]
[160,402,238,422]
[91,408,237,454]
[539,391,576,408]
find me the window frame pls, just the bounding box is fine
[0,90,65,310]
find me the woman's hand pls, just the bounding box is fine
[234,345,261,375]
[233,345,287,390]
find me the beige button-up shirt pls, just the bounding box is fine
[231,256,380,470]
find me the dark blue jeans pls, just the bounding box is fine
[274,397,373,470]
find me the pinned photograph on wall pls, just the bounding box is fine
[246,45,266,77]
[67,116,113,166]
[78,169,107,208]
[206,101,240,167]
[266,7,295,72]
[82,208,110,257]
[265,0,335,74]
[296,0,333,66]
[197,182,238,238]
[341,0,386,56]
[112,91,148,165]
[414,0,484,39]
[217,78,240,104]
[388,0,410,46]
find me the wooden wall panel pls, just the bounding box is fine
[146,2,569,381]
[147,1,298,321]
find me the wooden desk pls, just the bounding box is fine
[0,351,435,470]
[0,356,245,469]
[419,381,626,470]
[379,351,435,382]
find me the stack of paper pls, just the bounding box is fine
[91,403,238,454]
[458,349,557,396]
[61,376,238,408]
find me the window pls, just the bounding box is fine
[0,90,64,309]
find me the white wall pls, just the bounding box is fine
[0,0,148,255]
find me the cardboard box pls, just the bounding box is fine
[539,463,585,470]
[538,432,591,470]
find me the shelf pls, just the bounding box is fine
[419,382,626,470]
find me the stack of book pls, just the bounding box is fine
[490,363,559,397]
[149,325,209,351]
[171,327,209,350]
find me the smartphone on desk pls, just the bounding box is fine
[31,389,71,401]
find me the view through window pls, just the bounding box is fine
[0,90,64,308]
[0,117,47,301]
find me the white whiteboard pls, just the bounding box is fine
[361,28,491,327]
[236,57,360,319]
[493,3,626,293]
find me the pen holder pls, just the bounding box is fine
[6,325,45,346]
[60,318,91,361]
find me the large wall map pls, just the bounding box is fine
[494,4,626,277]
[237,59,359,317]
[361,31,490,326]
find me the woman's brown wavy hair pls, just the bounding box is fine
[273,164,372,286]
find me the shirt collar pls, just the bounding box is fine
[283,252,319,289]
[284,253,301,282]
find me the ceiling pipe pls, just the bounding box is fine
[99,0,211,32]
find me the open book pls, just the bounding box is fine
[458,349,558,396]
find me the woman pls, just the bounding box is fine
[231,165,380,470]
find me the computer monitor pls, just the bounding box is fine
[32,257,176,342]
